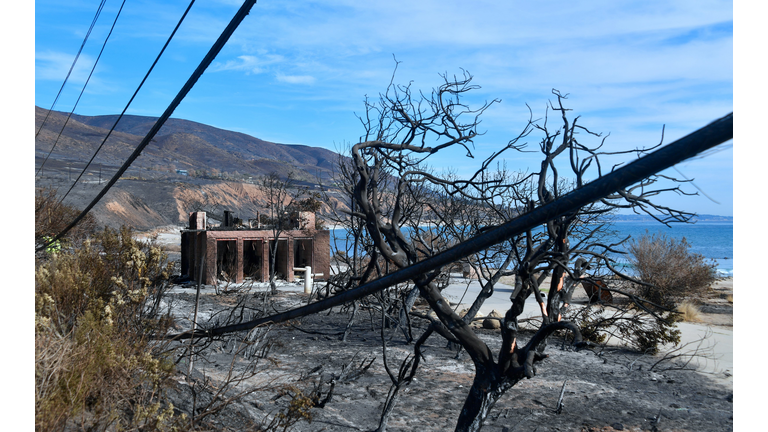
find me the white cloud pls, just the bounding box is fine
[35,51,94,83]
[220,0,732,116]
[275,73,316,85]
[34,0,734,214]
[210,54,284,74]
[236,0,732,52]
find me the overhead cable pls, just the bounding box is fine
[163,112,734,341]
[36,0,261,252]
[36,0,128,178]
[58,0,198,205]
[35,0,108,139]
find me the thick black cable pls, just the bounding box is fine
[35,0,107,141]
[162,113,733,340]
[58,0,197,206]
[36,0,260,252]
[36,0,127,178]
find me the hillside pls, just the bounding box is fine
[33,107,731,232]
[68,111,338,177]
[34,107,349,230]
[36,106,340,180]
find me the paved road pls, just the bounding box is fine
[440,275,733,389]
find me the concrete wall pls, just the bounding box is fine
[181,228,331,285]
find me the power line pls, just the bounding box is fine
[36,0,127,178]
[35,0,108,140]
[36,0,261,252]
[57,0,198,206]
[165,112,734,341]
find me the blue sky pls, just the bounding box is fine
[33,0,734,216]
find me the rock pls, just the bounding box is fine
[487,309,503,318]
[482,318,501,329]
[482,309,503,329]
[483,318,501,330]
[611,423,624,430]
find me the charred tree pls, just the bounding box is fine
[257,171,298,294]
[162,62,732,431]
[344,67,702,431]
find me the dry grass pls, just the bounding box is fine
[36,187,97,249]
[676,300,702,322]
[726,294,733,303]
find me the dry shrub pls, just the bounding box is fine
[35,187,98,250]
[628,231,717,307]
[676,300,702,322]
[35,226,183,431]
[726,294,733,303]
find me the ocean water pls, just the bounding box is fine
[604,220,733,277]
[329,220,734,277]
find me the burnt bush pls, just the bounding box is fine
[568,301,682,354]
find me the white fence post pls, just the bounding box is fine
[293,266,324,294]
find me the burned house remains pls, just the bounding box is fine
[180,210,330,285]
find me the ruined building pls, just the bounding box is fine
[180,211,330,285]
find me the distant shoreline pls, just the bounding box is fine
[611,214,732,222]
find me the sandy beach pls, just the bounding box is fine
[441,274,734,389]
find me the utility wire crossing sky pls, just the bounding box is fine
[34,0,734,216]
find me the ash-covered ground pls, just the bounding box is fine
[157,278,733,432]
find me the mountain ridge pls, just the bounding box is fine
[34,107,348,230]
[34,107,732,231]
[36,106,340,181]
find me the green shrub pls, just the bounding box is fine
[628,231,717,307]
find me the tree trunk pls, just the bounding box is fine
[374,382,404,432]
[454,367,513,432]
[269,245,278,295]
[341,300,358,342]
[397,286,420,343]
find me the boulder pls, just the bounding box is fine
[482,310,504,329]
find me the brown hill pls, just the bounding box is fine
[35,107,349,230]
[36,106,339,180]
[73,112,338,174]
